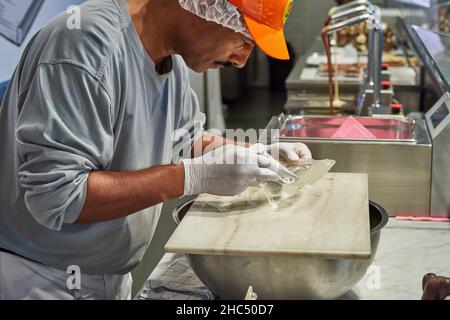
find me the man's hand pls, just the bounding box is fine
[251,142,312,163]
[181,145,282,197]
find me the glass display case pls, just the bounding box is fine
[412,26,450,90]
[393,0,450,33]
[391,0,450,97]
[285,0,425,116]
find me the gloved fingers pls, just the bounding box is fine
[249,143,268,155]
[278,164,299,179]
[280,147,301,162]
[266,143,312,163]
[254,168,280,182]
[256,153,282,173]
[293,143,313,160]
[257,154,298,179]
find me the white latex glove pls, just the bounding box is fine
[181,145,291,197]
[251,142,312,163]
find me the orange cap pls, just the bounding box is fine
[228,0,294,60]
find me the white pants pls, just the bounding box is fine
[0,252,132,300]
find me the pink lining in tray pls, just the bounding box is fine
[332,116,377,139]
[396,216,450,223]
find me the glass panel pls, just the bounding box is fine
[411,25,450,90]
[391,0,450,33]
[388,0,450,91]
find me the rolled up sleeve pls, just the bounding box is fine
[16,63,114,231]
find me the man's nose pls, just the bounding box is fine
[229,43,254,68]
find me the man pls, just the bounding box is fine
[0,0,310,299]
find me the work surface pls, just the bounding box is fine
[165,173,371,260]
[142,219,450,300]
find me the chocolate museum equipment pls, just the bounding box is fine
[264,89,450,218]
[323,1,390,115]
[264,114,432,217]
[285,0,421,115]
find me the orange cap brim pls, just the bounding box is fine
[243,15,290,60]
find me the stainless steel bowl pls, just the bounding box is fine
[172,200,389,300]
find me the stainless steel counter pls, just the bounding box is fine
[143,219,450,300]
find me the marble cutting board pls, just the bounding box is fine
[165,173,371,259]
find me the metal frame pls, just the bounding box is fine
[325,1,385,114]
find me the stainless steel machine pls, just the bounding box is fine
[262,93,450,218]
[264,90,450,218]
[425,93,450,217]
[264,115,432,217]
[325,1,388,115]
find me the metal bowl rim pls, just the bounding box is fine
[173,198,389,234]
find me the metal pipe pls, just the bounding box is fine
[326,1,385,112]
[366,21,375,88]
[330,5,372,23]
[327,0,383,112]
[328,0,371,16]
[372,20,384,109]
[326,13,373,34]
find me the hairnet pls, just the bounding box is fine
[178,0,252,39]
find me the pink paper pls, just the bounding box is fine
[332,116,377,139]
[396,216,450,223]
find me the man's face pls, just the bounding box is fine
[177,15,255,73]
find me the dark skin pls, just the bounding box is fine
[77,0,254,223]
[128,0,254,72]
[172,11,254,71]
